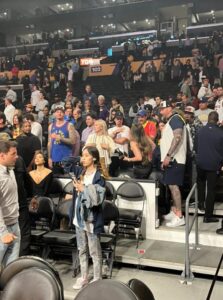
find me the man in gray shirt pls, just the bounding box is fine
[0,140,20,267]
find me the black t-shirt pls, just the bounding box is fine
[16,133,41,167]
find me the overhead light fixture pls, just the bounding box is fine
[66,3,69,6]
[3,12,7,16]
[133,20,136,24]
[69,5,73,9]
[145,19,149,22]
[211,10,214,14]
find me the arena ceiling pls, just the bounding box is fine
[0,0,222,35]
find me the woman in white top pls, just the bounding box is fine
[85,119,116,177]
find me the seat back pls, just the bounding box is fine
[128,278,155,300]
[35,197,56,230]
[102,200,119,224]
[105,181,117,201]
[56,199,73,220]
[1,268,62,300]
[116,181,145,212]
[74,279,138,300]
[49,177,63,205]
[0,256,63,298]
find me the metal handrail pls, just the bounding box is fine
[181,183,200,284]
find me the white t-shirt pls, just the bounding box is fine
[31,121,43,144]
[108,125,130,154]
[4,104,15,125]
[31,90,41,107]
[73,171,96,233]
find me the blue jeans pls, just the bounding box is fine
[0,223,21,267]
[76,227,102,280]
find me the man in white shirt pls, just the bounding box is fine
[30,84,41,109]
[35,90,49,123]
[197,77,213,100]
[214,86,223,123]
[4,96,15,125]
[5,86,17,104]
[195,97,214,125]
[108,111,130,154]
[25,114,42,145]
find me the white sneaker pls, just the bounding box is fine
[72,277,88,290]
[166,215,185,227]
[163,211,175,221]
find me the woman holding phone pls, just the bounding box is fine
[72,146,106,290]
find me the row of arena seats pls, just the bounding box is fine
[29,180,146,278]
[0,256,155,300]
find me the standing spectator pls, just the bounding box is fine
[158,59,167,82]
[41,106,51,148]
[146,61,156,82]
[195,97,214,125]
[81,113,96,147]
[35,90,49,123]
[25,114,43,144]
[122,62,133,90]
[180,76,191,100]
[0,140,20,267]
[85,119,116,178]
[48,106,76,173]
[16,120,41,172]
[197,77,213,100]
[171,59,181,82]
[5,86,17,105]
[4,96,16,125]
[73,108,86,136]
[218,55,223,83]
[12,114,23,139]
[214,86,223,123]
[72,146,105,290]
[195,111,223,222]
[30,84,41,110]
[160,100,187,227]
[67,66,73,91]
[83,85,97,107]
[11,64,19,84]
[0,112,12,140]
[137,109,157,141]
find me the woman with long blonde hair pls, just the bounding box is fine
[85,119,116,178]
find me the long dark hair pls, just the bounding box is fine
[131,124,152,165]
[81,146,108,179]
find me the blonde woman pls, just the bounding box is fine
[85,119,116,178]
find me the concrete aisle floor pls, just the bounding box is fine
[54,261,223,300]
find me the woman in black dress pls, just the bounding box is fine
[29,151,53,197]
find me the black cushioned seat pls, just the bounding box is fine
[1,268,61,300]
[43,231,76,245]
[118,208,141,223]
[74,279,138,300]
[128,278,155,300]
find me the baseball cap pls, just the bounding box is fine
[137,109,147,117]
[144,104,153,112]
[184,106,195,114]
[199,97,208,103]
[159,100,172,109]
[115,111,124,119]
[54,105,65,112]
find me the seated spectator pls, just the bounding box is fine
[29,151,53,198]
[97,95,109,121]
[12,114,23,139]
[23,103,37,121]
[123,124,154,179]
[195,97,214,125]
